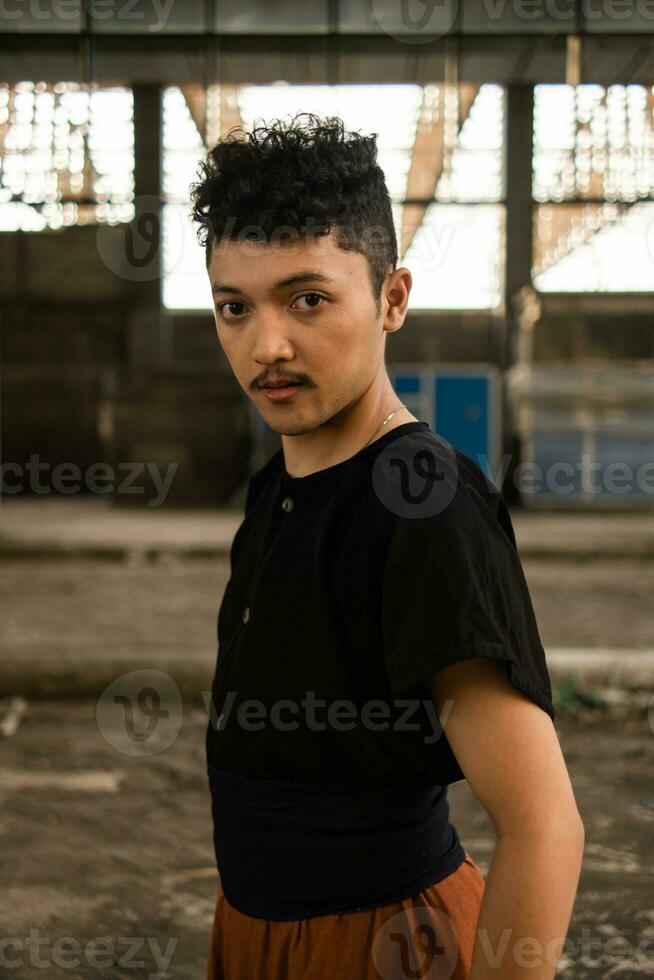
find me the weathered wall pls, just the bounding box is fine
[3,227,652,506]
[0,226,250,506]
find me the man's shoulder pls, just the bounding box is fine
[366,424,504,528]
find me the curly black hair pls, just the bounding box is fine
[189,112,398,313]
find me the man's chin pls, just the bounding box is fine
[264,418,317,437]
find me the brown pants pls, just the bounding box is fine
[206,851,486,980]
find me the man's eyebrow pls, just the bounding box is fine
[211,271,334,296]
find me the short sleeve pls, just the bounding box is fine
[380,466,555,723]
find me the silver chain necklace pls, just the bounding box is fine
[362,403,406,449]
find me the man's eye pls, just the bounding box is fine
[219,301,246,319]
[293,293,325,310]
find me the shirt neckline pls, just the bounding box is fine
[278,420,430,489]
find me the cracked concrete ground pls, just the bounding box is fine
[0,703,653,978]
[1,553,653,978]
[2,555,653,697]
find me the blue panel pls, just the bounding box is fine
[530,431,585,498]
[434,375,490,473]
[530,430,654,500]
[595,433,654,499]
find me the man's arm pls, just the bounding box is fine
[428,656,585,980]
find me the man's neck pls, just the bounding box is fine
[281,392,419,478]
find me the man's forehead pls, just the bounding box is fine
[210,229,340,261]
[208,231,362,287]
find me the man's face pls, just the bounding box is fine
[207,231,392,435]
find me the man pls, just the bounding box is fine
[191,112,584,980]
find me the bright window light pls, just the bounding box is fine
[0,81,133,229]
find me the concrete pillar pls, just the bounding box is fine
[129,83,166,365]
[502,84,534,502]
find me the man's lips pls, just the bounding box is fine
[260,382,305,401]
[261,381,303,388]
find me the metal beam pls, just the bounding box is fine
[180,84,207,144]
[533,86,654,278]
[1,34,654,86]
[400,83,480,259]
[502,83,535,501]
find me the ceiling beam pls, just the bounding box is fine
[180,84,207,143]
[400,83,480,259]
[533,86,654,278]
[2,35,654,87]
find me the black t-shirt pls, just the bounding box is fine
[206,420,555,788]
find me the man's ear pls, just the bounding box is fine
[383,266,412,333]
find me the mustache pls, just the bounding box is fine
[254,375,311,388]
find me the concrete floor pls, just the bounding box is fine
[0,703,652,979]
[1,554,653,697]
[1,504,653,977]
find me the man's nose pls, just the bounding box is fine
[251,313,295,363]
